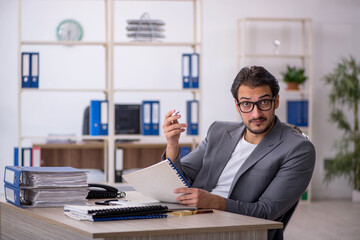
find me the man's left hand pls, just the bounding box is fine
[174,187,226,210]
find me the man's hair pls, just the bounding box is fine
[230,66,280,101]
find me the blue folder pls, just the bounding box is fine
[90,100,101,135]
[287,100,308,127]
[141,100,160,135]
[187,100,199,135]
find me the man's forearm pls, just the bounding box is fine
[166,144,180,162]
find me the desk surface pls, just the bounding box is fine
[0,192,282,240]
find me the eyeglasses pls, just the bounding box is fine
[236,97,275,113]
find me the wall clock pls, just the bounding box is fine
[56,19,83,41]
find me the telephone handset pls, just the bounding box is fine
[87,183,126,199]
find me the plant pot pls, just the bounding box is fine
[352,190,360,202]
[286,82,299,90]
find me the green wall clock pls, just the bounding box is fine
[56,19,83,41]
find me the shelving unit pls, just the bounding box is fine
[236,17,313,201]
[17,0,203,184]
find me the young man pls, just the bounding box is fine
[162,66,316,240]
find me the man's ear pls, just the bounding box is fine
[275,95,280,109]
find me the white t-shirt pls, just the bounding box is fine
[210,135,257,198]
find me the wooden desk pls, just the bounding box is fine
[0,192,282,240]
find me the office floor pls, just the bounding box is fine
[284,200,360,240]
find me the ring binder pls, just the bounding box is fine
[167,160,190,187]
[64,204,169,221]
[123,159,190,203]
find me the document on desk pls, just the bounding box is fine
[123,159,190,203]
[64,204,168,221]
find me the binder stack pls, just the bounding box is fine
[21,52,39,88]
[90,100,109,136]
[3,166,89,208]
[141,100,160,135]
[182,53,199,88]
[126,13,165,42]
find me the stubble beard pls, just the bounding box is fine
[242,111,276,135]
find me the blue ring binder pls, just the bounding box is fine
[167,159,191,187]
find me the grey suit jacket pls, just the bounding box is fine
[171,117,316,240]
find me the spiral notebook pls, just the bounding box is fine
[64,204,168,222]
[123,159,190,203]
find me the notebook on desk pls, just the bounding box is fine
[122,159,190,203]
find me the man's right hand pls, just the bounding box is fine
[162,109,187,160]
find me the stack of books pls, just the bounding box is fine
[126,13,165,41]
[4,166,89,208]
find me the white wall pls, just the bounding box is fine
[1,0,360,200]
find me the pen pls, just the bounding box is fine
[172,209,214,216]
[171,110,180,124]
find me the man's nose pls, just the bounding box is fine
[250,104,262,117]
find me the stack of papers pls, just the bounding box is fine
[64,204,169,221]
[4,166,89,208]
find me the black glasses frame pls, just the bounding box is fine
[236,97,276,113]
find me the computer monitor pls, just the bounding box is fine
[82,104,141,135]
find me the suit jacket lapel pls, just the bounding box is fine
[228,118,284,194]
[203,124,245,191]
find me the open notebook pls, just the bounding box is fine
[123,159,190,203]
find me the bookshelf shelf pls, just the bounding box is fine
[17,0,203,184]
[237,17,313,202]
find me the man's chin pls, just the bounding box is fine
[247,127,268,135]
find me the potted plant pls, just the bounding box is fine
[323,55,360,202]
[281,65,307,90]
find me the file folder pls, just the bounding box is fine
[182,54,191,88]
[151,101,160,135]
[287,100,308,127]
[32,147,41,167]
[115,148,124,183]
[182,53,200,89]
[13,147,32,166]
[21,52,31,88]
[90,100,101,136]
[13,147,19,166]
[191,53,199,88]
[141,100,160,135]
[141,101,152,135]
[30,52,39,88]
[100,100,108,135]
[180,146,191,158]
[22,148,32,167]
[187,100,199,135]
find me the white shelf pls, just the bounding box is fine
[241,54,311,59]
[21,135,108,141]
[20,88,107,93]
[17,0,203,185]
[114,88,200,93]
[21,41,107,46]
[237,17,313,202]
[113,41,201,47]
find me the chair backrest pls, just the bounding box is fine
[286,123,309,139]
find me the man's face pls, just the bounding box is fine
[235,85,279,135]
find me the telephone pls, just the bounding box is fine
[87,183,126,199]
